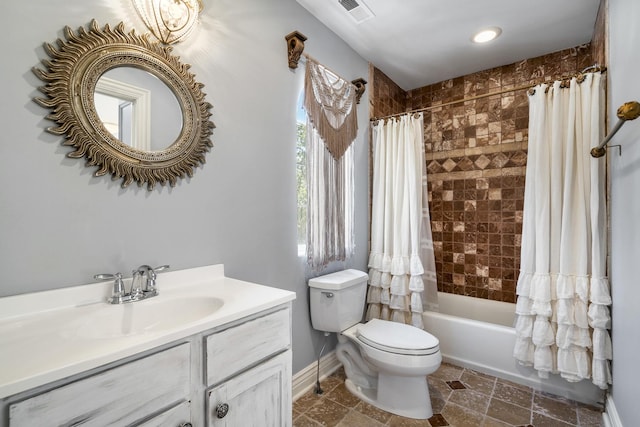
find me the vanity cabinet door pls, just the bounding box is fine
[207,349,291,427]
[205,308,290,386]
[9,343,190,427]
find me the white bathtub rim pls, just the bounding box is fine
[429,292,515,327]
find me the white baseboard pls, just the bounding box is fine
[292,351,341,401]
[602,394,623,427]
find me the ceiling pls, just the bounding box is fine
[296,0,601,91]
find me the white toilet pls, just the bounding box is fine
[308,269,442,419]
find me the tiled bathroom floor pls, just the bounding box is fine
[293,363,604,427]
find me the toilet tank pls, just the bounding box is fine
[308,269,368,333]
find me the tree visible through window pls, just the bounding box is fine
[296,97,307,257]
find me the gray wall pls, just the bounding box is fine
[609,0,640,424]
[0,0,370,374]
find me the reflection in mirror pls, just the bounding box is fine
[94,81,147,149]
[95,68,183,152]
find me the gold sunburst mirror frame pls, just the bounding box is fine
[33,20,215,190]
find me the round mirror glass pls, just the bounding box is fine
[94,67,183,152]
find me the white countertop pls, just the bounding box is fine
[0,264,296,399]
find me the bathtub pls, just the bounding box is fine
[422,292,604,405]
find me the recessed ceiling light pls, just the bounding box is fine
[472,27,502,44]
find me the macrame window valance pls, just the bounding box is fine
[303,56,358,270]
[304,56,358,160]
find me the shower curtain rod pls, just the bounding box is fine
[370,64,606,122]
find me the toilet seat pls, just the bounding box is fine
[356,319,440,356]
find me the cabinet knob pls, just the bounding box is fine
[178,423,192,427]
[216,403,230,418]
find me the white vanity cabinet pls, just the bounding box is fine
[0,265,295,427]
[8,343,192,427]
[204,308,292,426]
[2,303,293,427]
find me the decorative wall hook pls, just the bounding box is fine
[351,78,367,104]
[285,30,307,69]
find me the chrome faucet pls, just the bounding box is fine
[130,264,170,299]
[94,264,170,304]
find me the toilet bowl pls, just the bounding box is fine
[308,269,442,419]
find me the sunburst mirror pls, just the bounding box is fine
[33,20,215,190]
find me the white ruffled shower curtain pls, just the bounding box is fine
[513,72,612,389]
[366,113,438,329]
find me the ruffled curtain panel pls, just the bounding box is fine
[513,72,612,389]
[304,56,357,270]
[366,113,438,328]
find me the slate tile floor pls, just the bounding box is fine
[293,363,604,427]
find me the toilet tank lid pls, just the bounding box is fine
[308,269,368,290]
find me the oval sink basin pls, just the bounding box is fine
[67,297,224,339]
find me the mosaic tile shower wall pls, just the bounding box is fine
[370,66,408,119]
[371,44,595,303]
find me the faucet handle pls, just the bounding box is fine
[94,273,118,281]
[144,265,170,296]
[95,272,126,304]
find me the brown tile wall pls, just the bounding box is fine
[370,44,596,303]
[370,66,408,119]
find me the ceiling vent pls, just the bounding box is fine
[338,0,374,24]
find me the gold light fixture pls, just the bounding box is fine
[133,0,203,45]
